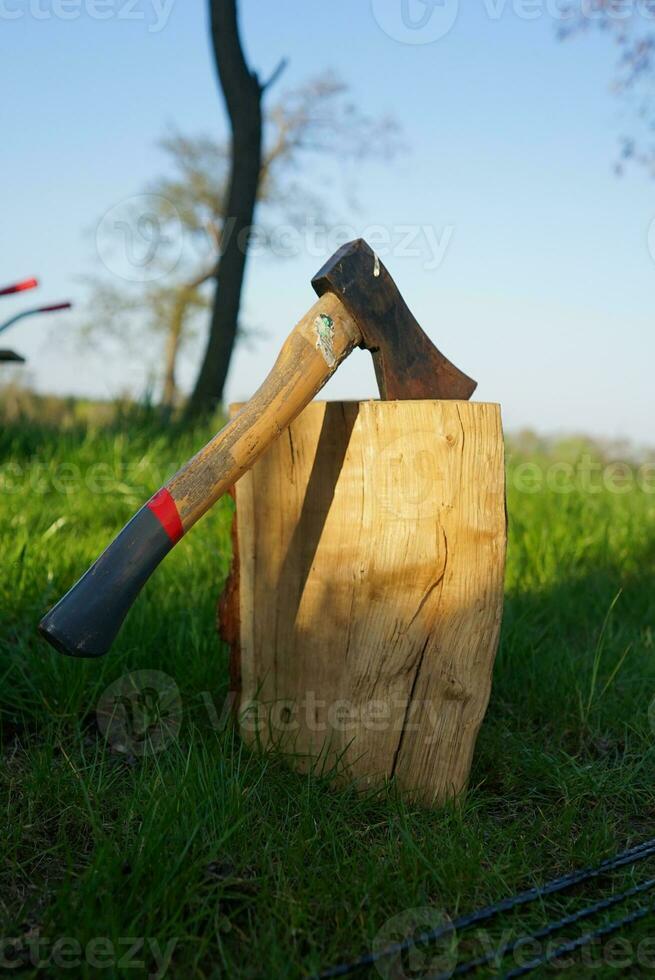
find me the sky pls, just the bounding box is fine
[1,0,654,443]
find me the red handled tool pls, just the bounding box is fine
[0,277,38,298]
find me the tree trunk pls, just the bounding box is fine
[161,293,187,410]
[161,331,179,410]
[185,0,263,420]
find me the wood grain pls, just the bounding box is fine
[220,399,507,806]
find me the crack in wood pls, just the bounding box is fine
[390,633,431,781]
[455,403,466,457]
[390,526,449,781]
[406,532,449,631]
[287,427,296,470]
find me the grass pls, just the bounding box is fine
[1,414,655,978]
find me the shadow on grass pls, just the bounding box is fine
[493,526,655,727]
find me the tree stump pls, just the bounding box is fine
[219,400,506,806]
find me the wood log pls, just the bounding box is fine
[219,399,506,806]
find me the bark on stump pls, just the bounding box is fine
[219,399,506,806]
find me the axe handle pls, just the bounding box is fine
[38,292,360,658]
[170,292,359,528]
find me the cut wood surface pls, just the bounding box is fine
[220,399,507,806]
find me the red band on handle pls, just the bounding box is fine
[146,488,184,544]
[37,302,72,313]
[0,278,38,297]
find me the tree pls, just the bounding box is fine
[86,6,400,413]
[185,0,263,420]
[82,271,211,412]
[190,0,400,418]
[560,1,655,174]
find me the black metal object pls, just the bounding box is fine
[0,302,72,337]
[0,284,71,366]
[312,239,477,401]
[502,902,652,979]
[431,875,655,978]
[314,839,655,979]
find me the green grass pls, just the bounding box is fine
[1,417,655,978]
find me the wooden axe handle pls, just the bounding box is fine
[169,293,359,529]
[38,292,360,658]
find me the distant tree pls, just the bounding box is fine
[83,269,211,413]
[560,1,655,174]
[189,0,401,418]
[185,0,262,420]
[87,3,400,414]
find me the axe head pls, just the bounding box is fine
[312,239,476,401]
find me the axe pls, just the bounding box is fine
[39,240,476,659]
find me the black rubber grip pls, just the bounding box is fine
[38,504,174,658]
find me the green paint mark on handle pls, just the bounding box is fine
[314,313,336,368]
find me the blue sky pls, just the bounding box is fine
[1,0,654,442]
